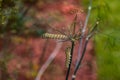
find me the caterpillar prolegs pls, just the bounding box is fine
[65,47,71,68]
[41,33,68,40]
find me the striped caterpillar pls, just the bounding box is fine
[41,33,68,40]
[65,47,71,68]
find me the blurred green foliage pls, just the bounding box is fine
[82,0,120,80]
[0,0,45,38]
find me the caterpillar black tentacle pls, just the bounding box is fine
[41,33,68,40]
[65,47,71,68]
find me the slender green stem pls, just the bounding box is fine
[66,41,75,80]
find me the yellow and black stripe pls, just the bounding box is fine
[65,47,71,68]
[41,33,68,40]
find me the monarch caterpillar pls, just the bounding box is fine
[41,33,68,40]
[65,47,71,68]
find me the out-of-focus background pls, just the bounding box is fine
[0,0,120,80]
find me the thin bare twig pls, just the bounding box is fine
[72,19,100,80]
[76,0,92,69]
[72,21,100,79]
[73,0,93,79]
[72,33,92,80]
[35,42,62,80]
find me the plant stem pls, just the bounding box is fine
[66,41,75,80]
[72,37,89,80]
[72,19,99,79]
[76,0,92,68]
[72,1,92,79]
[35,42,62,80]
